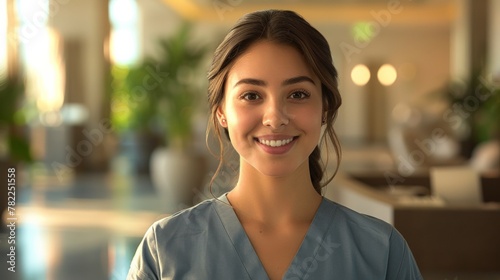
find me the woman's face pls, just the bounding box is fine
[218,41,323,178]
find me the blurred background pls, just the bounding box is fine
[0,0,499,279]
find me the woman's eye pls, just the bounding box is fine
[241,92,261,101]
[290,90,310,99]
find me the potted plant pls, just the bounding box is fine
[0,72,32,229]
[0,74,32,162]
[119,23,210,206]
[439,70,500,157]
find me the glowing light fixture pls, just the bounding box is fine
[351,64,370,86]
[377,64,397,86]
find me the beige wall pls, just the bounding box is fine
[489,0,500,79]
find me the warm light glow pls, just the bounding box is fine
[351,64,370,86]
[377,64,397,86]
[22,28,65,125]
[37,30,65,113]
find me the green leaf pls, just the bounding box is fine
[8,134,33,163]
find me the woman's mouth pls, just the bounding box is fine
[257,137,294,147]
[255,136,298,154]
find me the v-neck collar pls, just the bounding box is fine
[214,194,269,279]
[213,193,337,280]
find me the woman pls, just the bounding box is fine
[127,10,422,280]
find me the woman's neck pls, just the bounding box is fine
[227,162,322,226]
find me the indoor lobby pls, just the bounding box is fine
[1,0,499,279]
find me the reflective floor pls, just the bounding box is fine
[0,170,181,280]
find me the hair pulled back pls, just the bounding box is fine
[207,10,342,194]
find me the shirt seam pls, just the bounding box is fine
[153,224,161,279]
[390,228,406,279]
[294,199,339,279]
[129,264,155,280]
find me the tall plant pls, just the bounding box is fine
[0,73,32,162]
[438,70,500,157]
[119,23,209,151]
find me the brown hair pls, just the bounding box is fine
[206,9,342,194]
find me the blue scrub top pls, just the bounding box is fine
[127,194,423,280]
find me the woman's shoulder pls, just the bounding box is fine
[150,196,225,238]
[322,197,395,240]
[319,198,423,279]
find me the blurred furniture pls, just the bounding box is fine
[326,171,500,274]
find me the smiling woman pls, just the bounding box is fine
[218,41,324,180]
[127,9,423,280]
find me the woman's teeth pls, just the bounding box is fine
[258,138,293,147]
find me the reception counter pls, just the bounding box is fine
[325,171,500,274]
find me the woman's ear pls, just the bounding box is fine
[216,107,228,127]
[321,111,328,125]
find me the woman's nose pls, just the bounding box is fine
[262,100,289,129]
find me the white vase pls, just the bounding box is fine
[150,147,207,208]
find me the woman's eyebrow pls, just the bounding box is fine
[282,76,316,86]
[233,75,315,88]
[234,78,266,87]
